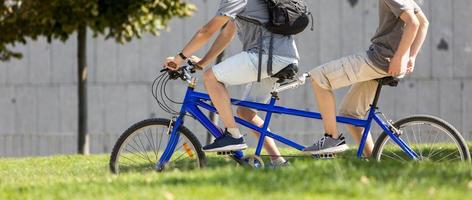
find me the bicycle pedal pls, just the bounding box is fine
[216,151,236,155]
[312,153,336,159]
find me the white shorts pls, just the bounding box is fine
[212,52,298,104]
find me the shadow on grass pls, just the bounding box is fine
[6,149,470,200]
[155,149,471,191]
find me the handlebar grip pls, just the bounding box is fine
[168,62,178,69]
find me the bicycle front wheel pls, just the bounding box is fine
[373,115,470,162]
[109,118,205,174]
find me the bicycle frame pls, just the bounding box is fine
[157,84,419,169]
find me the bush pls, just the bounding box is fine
[0,0,195,61]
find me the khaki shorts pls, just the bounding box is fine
[309,52,390,119]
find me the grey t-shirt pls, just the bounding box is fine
[217,0,299,59]
[367,0,421,71]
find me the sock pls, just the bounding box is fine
[325,133,334,138]
[271,157,286,165]
[227,128,242,138]
[325,133,341,139]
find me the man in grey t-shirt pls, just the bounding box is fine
[164,0,298,165]
[303,0,429,156]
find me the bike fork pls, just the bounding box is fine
[373,114,419,160]
[156,114,185,171]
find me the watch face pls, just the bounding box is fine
[179,53,187,60]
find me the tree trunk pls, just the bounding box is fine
[77,25,89,155]
[206,51,225,145]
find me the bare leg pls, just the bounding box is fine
[203,69,237,129]
[345,125,374,157]
[311,78,339,138]
[237,107,283,161]
[339,81,380,157]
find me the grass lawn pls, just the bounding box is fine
[1,150,471,200]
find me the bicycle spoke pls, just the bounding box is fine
[171,149,190,164]
[136,133,155,164]
[412,125,423,157]
[427,126,441,158]
[156,126,165,160]
[427,132,442,158]
[151,128,160,160]
[120,154,141,165]
[382,152,402,161]
[436,151,459,162]
[384,142,406,161]
[404,127,414,155]
[427,143,453,159]
[126,144,150,162]
[122,150,150,168]
[429,147,454,160]
[444,155,461,162]
[144,128,158,161]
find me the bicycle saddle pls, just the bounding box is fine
[271,63,299,83]
[377,77,399,87]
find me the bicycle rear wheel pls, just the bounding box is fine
[109,118,205,174]
[373,115,470,162]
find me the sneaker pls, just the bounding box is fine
[268,160,290,169]
[202,131,248,152]
[303,133,349,154]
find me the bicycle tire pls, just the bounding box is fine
[372,115,470,162]
[109,118,206,173]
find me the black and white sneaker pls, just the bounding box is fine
[303,133,349,154]
[202,131,248,152]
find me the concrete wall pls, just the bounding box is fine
[1,0,471,157]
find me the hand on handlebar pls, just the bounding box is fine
[163,55,202,71]
[164,56,182,71]
[160,58,198,81]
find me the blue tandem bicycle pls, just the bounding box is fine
[109,63,470,173]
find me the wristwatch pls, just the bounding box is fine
[178,52,188,60]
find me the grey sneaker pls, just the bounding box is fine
[303,134,349,154]
[268,160,290,169]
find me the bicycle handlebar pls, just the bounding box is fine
[161,60,197,83]
[161,62,311,93]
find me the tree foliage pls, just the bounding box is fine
[0,0,195,61]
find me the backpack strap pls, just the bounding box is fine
[236,15,270,82]
[267,33,274,76]
[257,28,263,82]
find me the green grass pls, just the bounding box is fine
[1,150,471,200]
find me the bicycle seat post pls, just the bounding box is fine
[371,82,383,109]
[371,77,400,109]
[270,91,280,100]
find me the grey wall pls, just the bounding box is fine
[1,0,471,157]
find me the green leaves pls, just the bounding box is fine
[0,0,195,61]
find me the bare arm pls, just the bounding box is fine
[409,10,429,58]
[165,16,231,70]
[196,21,237,68]
[388,10,420,76]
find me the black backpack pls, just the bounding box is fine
[265,0,312,36]
[237,0,313,82]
